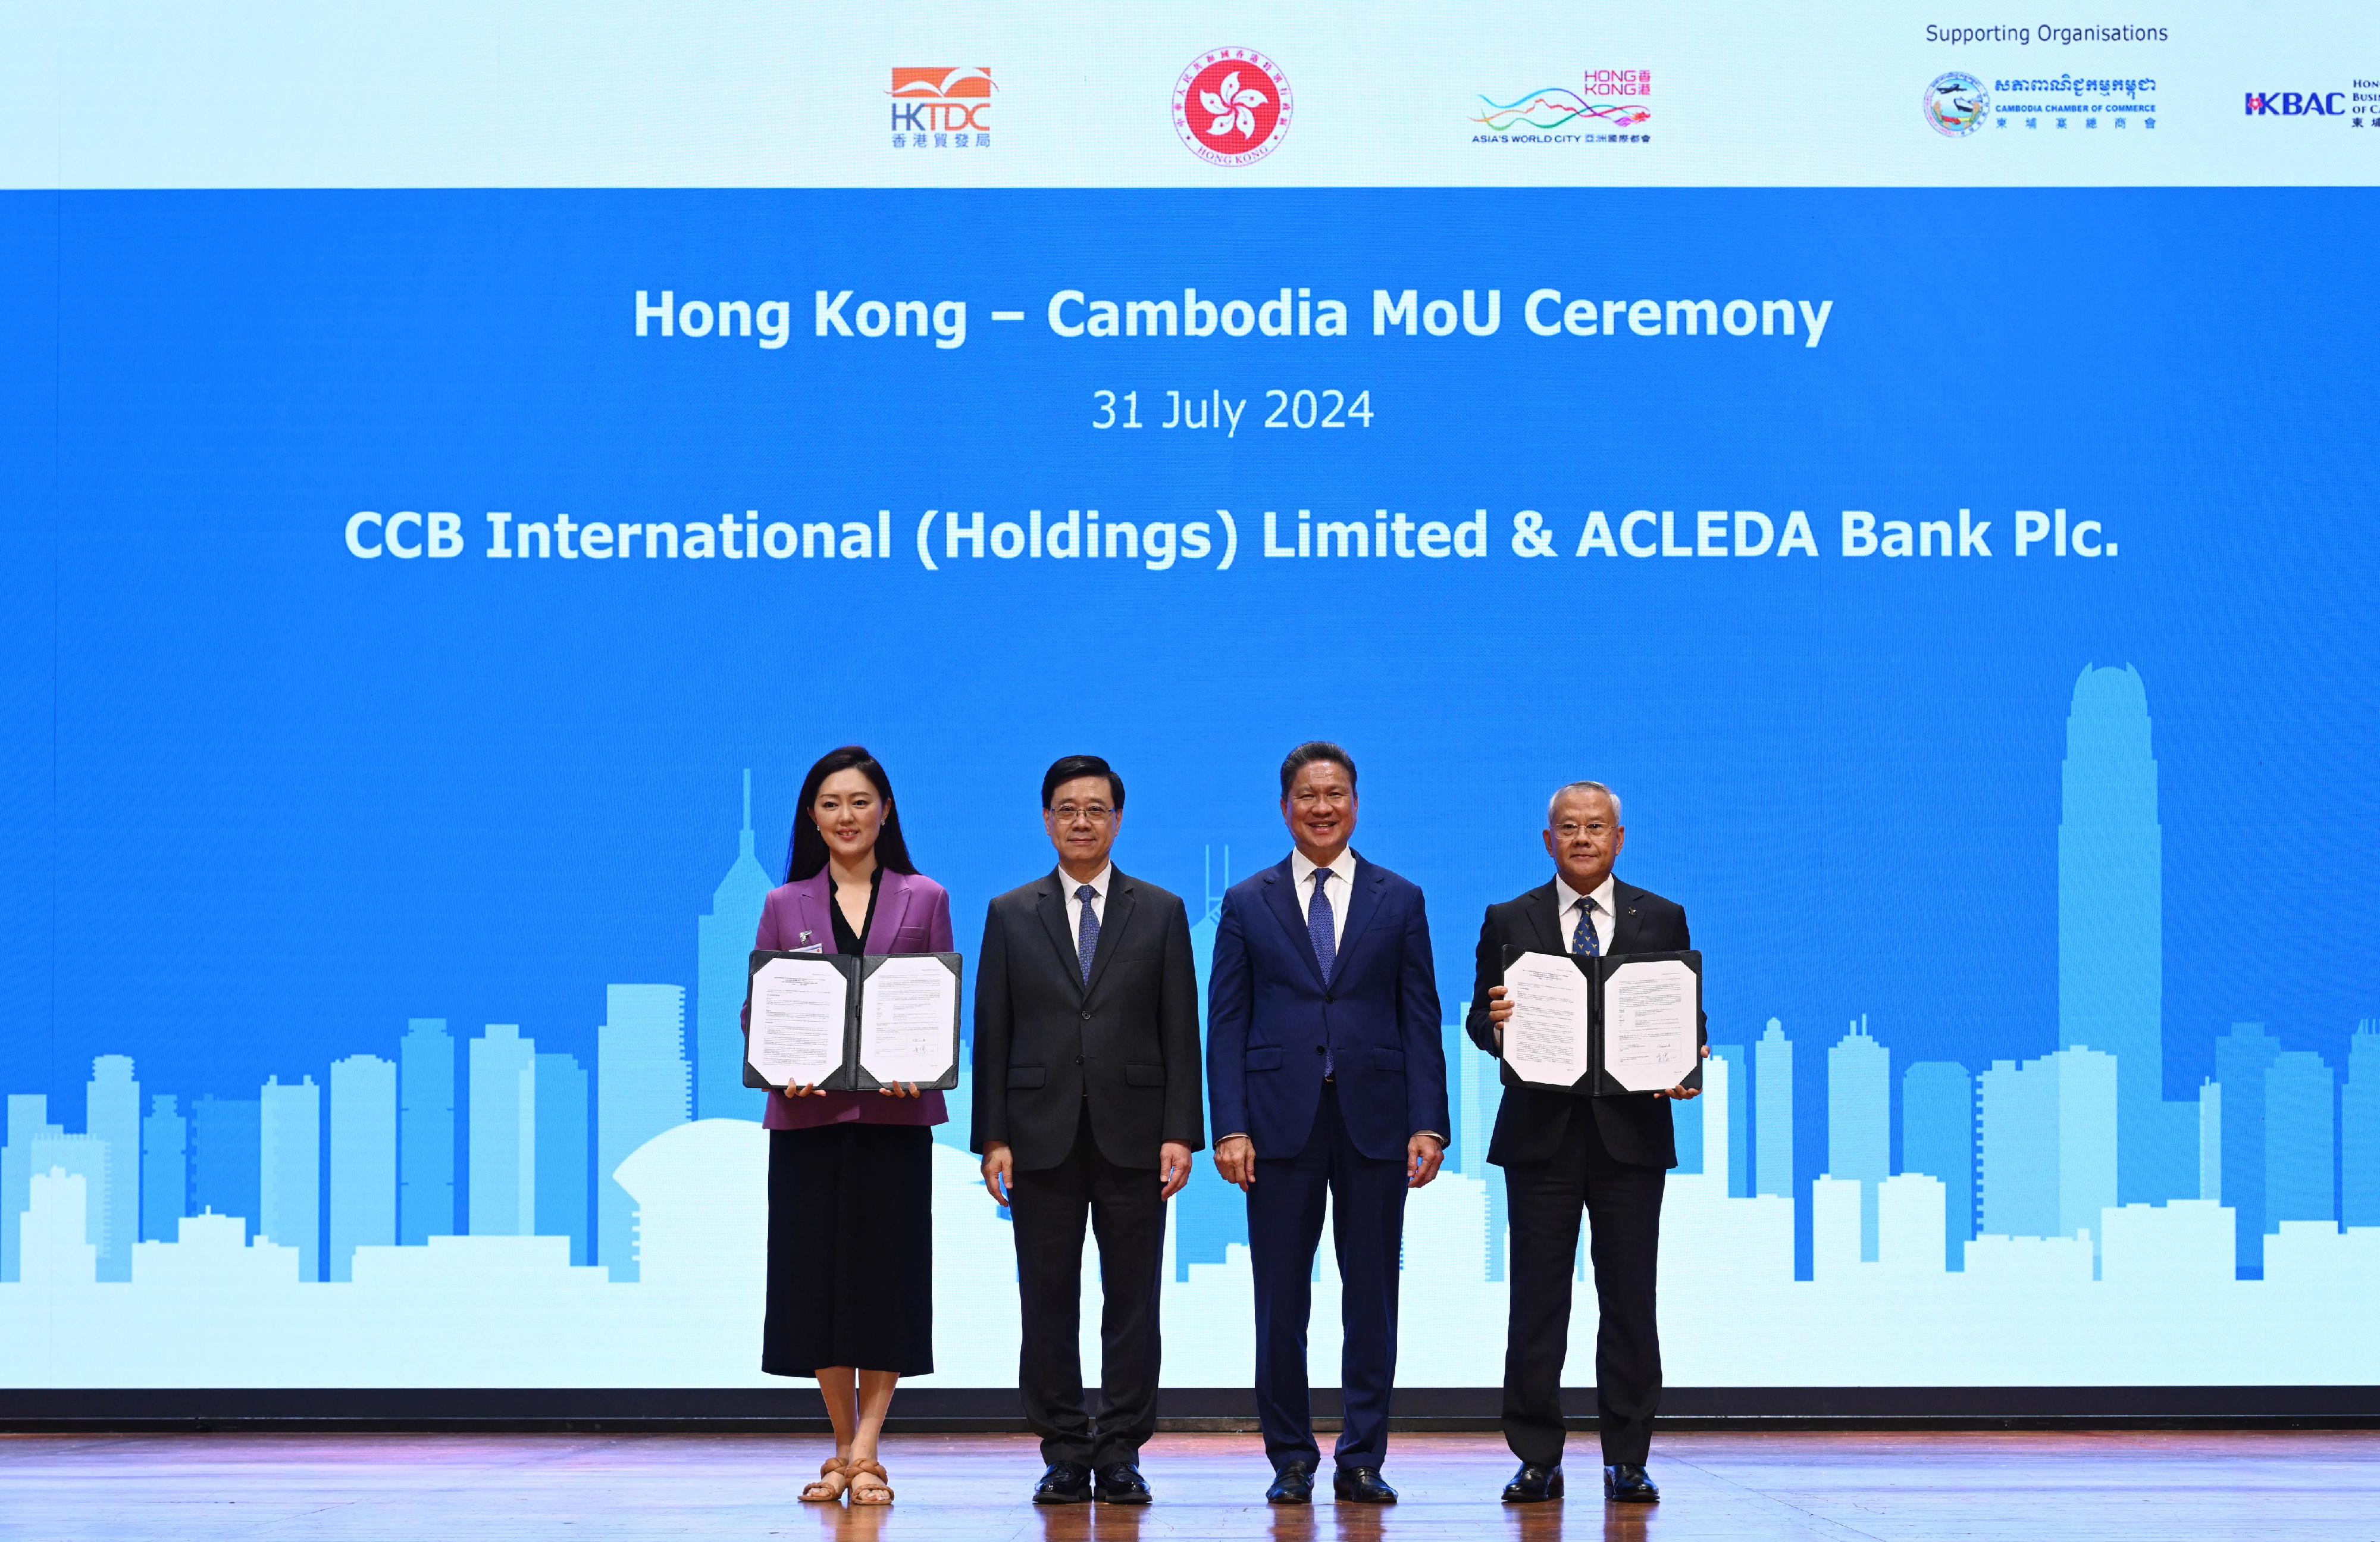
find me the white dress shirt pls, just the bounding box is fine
[1553,871,1617,955]
[1059,862,1112,947]
[1289,847,1358,949]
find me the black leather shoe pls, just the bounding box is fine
[1333,1466,1399,1503]
[1604,1464,1660,1503]
[1032,1462,1092,1504]
[1093,1463,1151,1504]
[1266,1462,1317,1504]
[1503,1463,1564,1502]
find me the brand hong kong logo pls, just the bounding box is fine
[1924,71,1988,137]
[889,67,993,148]
[2244,90,2345,116]
[1173,49,1292,165]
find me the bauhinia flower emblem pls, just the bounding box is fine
[1200,70,1269,142]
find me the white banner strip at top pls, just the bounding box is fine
[2,0,2377,189]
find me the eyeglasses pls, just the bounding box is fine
[1051,804,1114,824]
[1554,822,1614,839]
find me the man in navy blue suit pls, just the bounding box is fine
[1207,742,1450,1506]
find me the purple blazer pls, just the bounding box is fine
[746,868,954,1131]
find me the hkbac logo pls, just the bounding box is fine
[1924,72,1988,137]
[2244,90,2346,117]
[889,67,992,149]
[1173,49,1292,166]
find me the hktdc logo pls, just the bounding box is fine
[889,67,994,149]
[1173,49,1292,165]
[2244,90,2345,117]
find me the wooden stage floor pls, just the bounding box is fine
[4,1430,2375,1540]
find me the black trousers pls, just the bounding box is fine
[1009,1108,1166,1467]
[1247,1081,1407,1474]
[1501,1106,1666,1468]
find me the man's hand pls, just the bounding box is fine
[1486,984,1511,1049]
[1214,1134,1257,1191]
[1407,1133,1446,1188]
[1158,1141,1193,1201]
[1661,1043,1713,1100]
[979,1142,1014,1204]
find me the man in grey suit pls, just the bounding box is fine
[974,755,1204,1506]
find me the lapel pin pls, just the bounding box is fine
[799,930,812,943]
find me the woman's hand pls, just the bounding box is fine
[785,1083,825,1098]
[876,1080,922,1099]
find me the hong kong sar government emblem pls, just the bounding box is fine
[1173,48,1294,166]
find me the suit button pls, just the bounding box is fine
[1081,1010,1092,1020]
[1314,1046,1325,1056]
[1075,1056,1084,1065]
[1324,993,1335,1004]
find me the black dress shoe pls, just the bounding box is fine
[1604,1463,1660,1503]
[1033,1461,1092,1504]
[1266,1462,1317,1504]
[1503,1463,1564,1502]
[1093,1463,1152,1505]
[1333,1466,1399,1503]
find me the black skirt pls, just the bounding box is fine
[762,1123,935,1377]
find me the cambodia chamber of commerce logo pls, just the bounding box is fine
[1924,71,1988,136]
[1173,49,1292,165]
[888,67,992,149]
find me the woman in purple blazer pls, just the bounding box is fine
[754,745,951,1507]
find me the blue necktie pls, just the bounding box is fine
[1571,896,1601,958]
[1310,869,1338,1077]
[1076,884,1100,986]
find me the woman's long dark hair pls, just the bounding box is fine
[785,745,919,881]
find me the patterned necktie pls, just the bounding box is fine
[1075,884,1100,986]
[1310,868,1338,1077]
[1571,896,1601,958]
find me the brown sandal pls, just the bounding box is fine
[848,1458,894,1506]
[800,1457,850,1503]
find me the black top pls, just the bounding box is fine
[829,866,884,956]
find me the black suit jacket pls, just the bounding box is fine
[1465,878,1693,1171]
[972,867,1205,1171]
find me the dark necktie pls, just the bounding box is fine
[1076,884,1100,986]
[1311,869,1338,1077]
[1571,896,1601,958]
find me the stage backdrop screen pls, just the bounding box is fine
[4,4,2378,1391]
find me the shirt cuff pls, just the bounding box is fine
[1414,1130,1446,1144]
[1219,1131,1249,1142]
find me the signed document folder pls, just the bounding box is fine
[741,950,964,1093]
[1497,946,1705,1096]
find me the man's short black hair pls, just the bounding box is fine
[1042,754,1125,811]
[1279,741,1357,799]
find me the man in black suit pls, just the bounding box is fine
[974,755,1202,1506]
[1469,780,1703,1506]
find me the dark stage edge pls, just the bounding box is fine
[3,1387,2375,1432]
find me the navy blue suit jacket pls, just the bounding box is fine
[1205,853,1451,1164]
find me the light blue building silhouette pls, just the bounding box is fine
[597,983,691,1279]
[1712,1044,1750,1196]
[2215,1022,2281,1271]
[2264,1050,2335,1231]
[190,1093,261,1241]
[1175,848,1249,1280]
[1980,1046,2115,1243]
[1902,1060,1975,1269]
[697,770,775,1122]
[85,1055,140,1281]
[1827,1016,1890,1259]
[400,1018,456,1244]
[141,1093,187,1244]
[533,1050,590,1265]
[2345,1021,2380,1229]
[329,1054,397,1281]
[2059,665,2194,1203]
[469,1025,537,1236]
[2,1094,62,1282]
[261,1075,321,1279]
[29,1133,108,1262]
[1755,1019,1794,1199]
